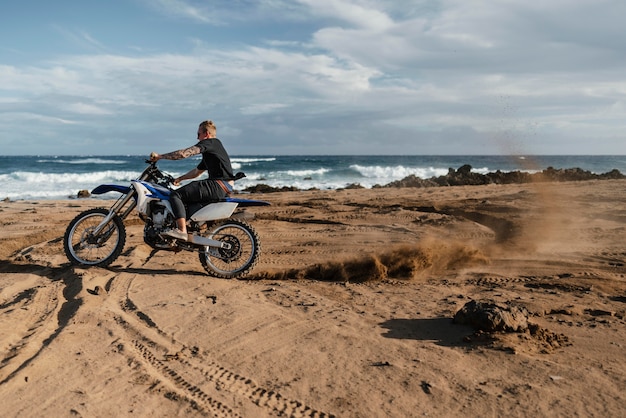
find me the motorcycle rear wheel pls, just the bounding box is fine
[198,219,260,279]
[64,208,126,267]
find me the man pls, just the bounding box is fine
[150,120,234,241]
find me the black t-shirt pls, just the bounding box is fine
[195,138,234,180]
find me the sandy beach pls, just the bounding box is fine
[1,179,625,417]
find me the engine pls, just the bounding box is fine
[143,203,175,249]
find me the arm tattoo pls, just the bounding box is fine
[161,145,201,160]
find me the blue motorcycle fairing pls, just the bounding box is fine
[91,184,132,195]
[134,180,172,200]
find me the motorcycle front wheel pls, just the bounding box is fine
[63,208,126,267]
[198,219,260,279]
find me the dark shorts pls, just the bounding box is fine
[169,179,227,219]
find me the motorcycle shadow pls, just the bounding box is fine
[0,259,65,277]
[106,265,209,277]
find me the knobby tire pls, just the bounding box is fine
[198,219,260,279]
[63,208,126,267]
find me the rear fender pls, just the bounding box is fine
[190,202,238,222]
[225,197,271,207]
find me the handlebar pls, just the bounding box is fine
[142,159,175,186]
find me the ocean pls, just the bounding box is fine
[0,155,624,200]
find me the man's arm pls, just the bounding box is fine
[152,145,201,161]
[174,168,205,186]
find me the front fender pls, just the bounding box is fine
[91,184,132,195]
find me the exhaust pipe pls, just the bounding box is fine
[188,234,232,249]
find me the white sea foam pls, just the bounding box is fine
[231,157,276,171]
[351,164,450,181]
[37,158,127,164]
[283,168,330,177]
[231,157,276,163]
[0,171,142,200]
[233,164,441,190]
[17,170,138,182]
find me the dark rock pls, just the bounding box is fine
[243,184,303,193]
[385,165,625,189]
[457,164,472,175]
[243,165,624,193]
[453,300,529,332]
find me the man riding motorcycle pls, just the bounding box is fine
[149,119,234,241]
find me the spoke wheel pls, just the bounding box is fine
[63,208,126,266]
[198,219,260,279]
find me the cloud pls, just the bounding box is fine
[298,0,394,30]
[1,0,625,155]
[52,25,110,53]
[240,103,289,115]
[144,0,308,24]
[147,0,212,23]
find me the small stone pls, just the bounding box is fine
[421,381,432,394]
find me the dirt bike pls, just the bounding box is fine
[63,159,269,278]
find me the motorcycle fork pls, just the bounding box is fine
[92,192,137,236]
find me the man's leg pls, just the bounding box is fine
[168,192,188,235]
[165,182,204,239]
[166,181,226,239]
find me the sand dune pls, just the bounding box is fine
[1,180,625,417]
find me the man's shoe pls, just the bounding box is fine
[163,229,188,241]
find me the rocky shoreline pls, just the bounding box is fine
[243,165,625,193]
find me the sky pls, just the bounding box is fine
[1,0,625,156]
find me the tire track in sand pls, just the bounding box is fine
[0,279,63,383]
[103,272,336,418]
[0,238,90,385]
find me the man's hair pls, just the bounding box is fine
[199,120,216,136]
